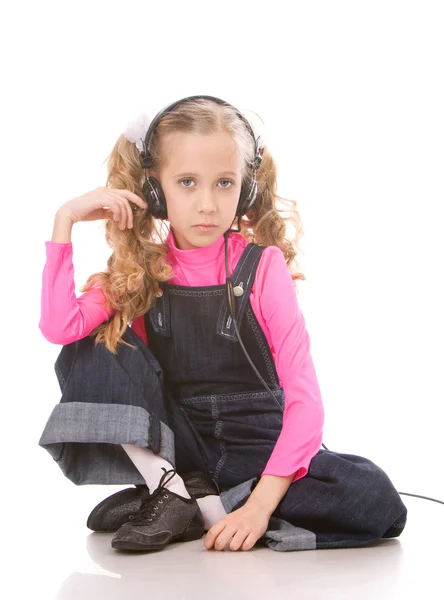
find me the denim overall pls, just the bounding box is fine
[39,242,408,550]
[145,243,284,490]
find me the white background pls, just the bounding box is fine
[1,1,443,594]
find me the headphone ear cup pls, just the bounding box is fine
[236,178,258,217]
[142,177,168,219]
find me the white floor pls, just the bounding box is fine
[5,468,442,600]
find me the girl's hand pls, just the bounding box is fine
[58,187,148,230]
[204,503,270,552]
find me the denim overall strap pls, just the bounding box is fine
[216,243,266,341]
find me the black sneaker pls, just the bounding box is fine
[86,471,217,532]
[111,469,205,551]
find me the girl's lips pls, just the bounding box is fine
[194,224,217,230]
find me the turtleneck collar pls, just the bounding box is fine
[167,229,226,268]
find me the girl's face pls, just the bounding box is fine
[156,130,243,250]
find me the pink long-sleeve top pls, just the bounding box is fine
[40,231,325,482]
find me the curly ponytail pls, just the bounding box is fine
[241,146,306,281]
[80,134,173,354]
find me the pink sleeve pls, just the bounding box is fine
[253,246,325,482]
[39,241,114,345]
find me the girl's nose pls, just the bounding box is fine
[197,189,217,213]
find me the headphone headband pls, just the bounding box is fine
[139,95,262,171]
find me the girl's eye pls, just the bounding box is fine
[179,178,234,188]
[179,178,195,188]
[219,179,233,188]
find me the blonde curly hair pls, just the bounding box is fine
[82,98,306,354]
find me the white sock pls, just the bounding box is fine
[121,444,191,499]
[197,495,227,530]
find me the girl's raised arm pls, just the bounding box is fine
[39,188,147,345]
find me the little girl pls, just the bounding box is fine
[39,95,407,553]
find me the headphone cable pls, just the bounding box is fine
[224,230,284,414]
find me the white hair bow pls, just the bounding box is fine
[122,113,152,152]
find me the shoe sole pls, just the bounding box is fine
[111,527,204,551]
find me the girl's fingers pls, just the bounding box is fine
[112,188,148,210]
[101,192,121,223]
[213,525,237,551]
[109,191,146,229]
[204,521,226,550]
[241,532,257,552]
[107,199,121,224]
[123,196,133,229]
[107,192,129,229]
[114,192,134,228]
[100,189,148,229]
[229,529,249,552]
[113,202,124,228]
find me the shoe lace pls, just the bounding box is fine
[128,468,176,525]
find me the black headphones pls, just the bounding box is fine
[138,95,263,220]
